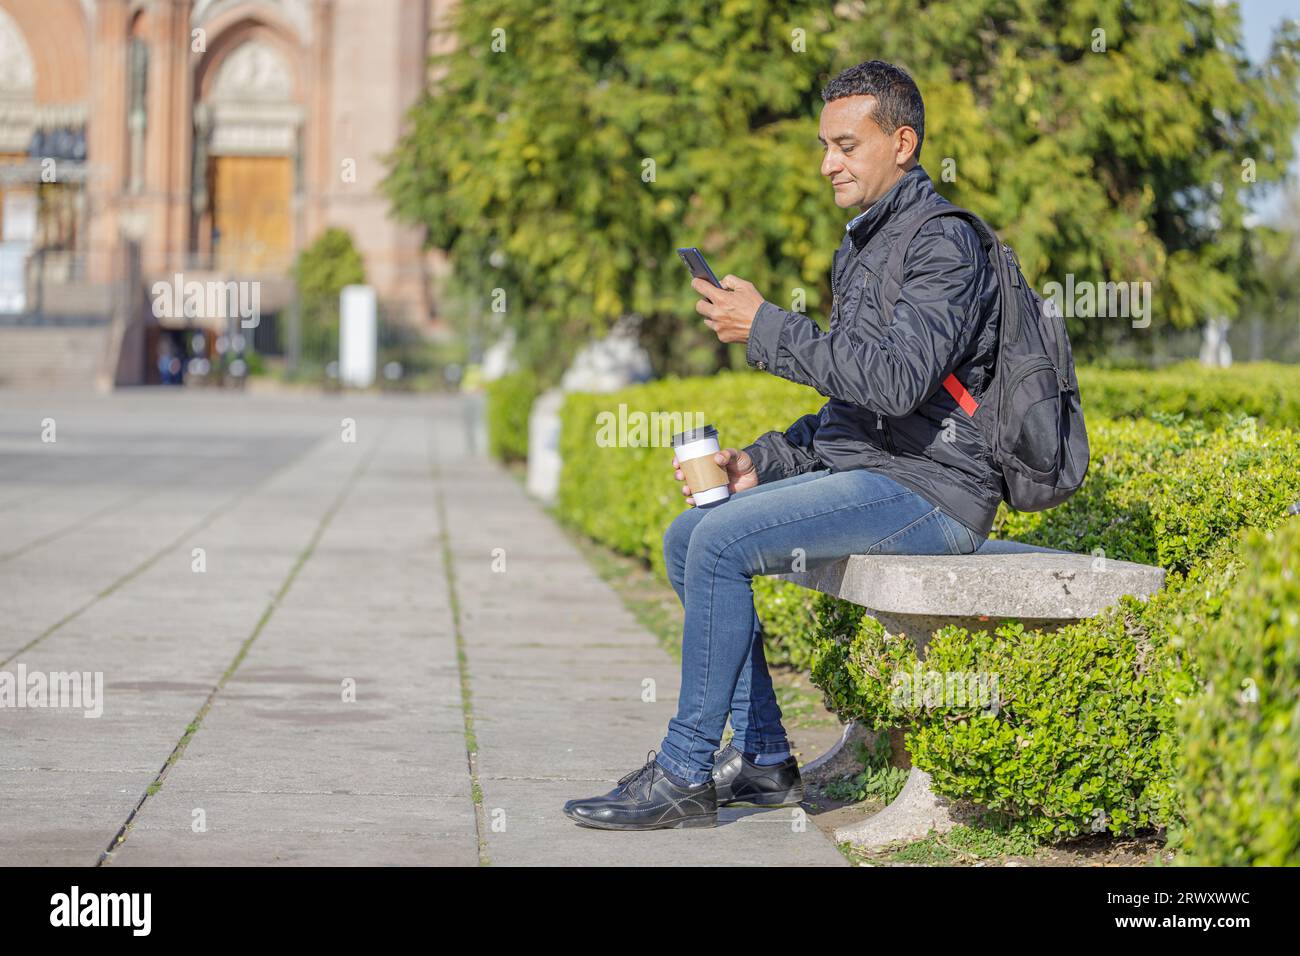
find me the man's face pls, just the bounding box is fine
[818,95,915,211]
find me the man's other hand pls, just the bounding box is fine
[672,447,759,505]
[693,275,765,345]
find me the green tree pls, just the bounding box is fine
[384,0,842,379]
[851,0,1300,359]
[293,227,366,364]
[384,0,1300,373]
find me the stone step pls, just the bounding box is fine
[0,326,109,390]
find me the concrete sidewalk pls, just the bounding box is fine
[0,389,845,867]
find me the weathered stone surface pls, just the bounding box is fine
[777,538,1165,621]
[0,388,847,867]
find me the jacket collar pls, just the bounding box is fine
[845,164,934,250]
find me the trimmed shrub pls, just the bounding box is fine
[558,372,822,662]
[557,371,820,570]
[804,414,1299,841]
[1077,361,1300,430]
[1175,519,1300,865]
[994,415,1300,572]
[751,575,820,667]
[486,370,541,463]
[810,543,1248,840]
[552,368,1300,849]
[558,370,1300,575]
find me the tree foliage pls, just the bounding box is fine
[856,0,1300,357]
[384,0,1300,374]
[293,227,367,356]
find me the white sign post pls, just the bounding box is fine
[339,284,377,388]
[0,193,37,314]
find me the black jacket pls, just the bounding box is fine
[741,164,1003,536]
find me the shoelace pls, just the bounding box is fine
[616,750,662,802]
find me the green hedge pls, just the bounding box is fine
[993,415,1300,572]
[557,372,1300,672]
[808,411,1299,840]
[486,370,541,463]
[554,369,1300,850]
[557,372,822,663]
[556,366,1300,571]
[808,413,1299,840]
[1175,519,1300,865]
[751,575,820,667]
[1077,361,1300,430]
[810,549,1245,840]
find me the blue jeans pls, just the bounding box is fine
[657,467,986,784]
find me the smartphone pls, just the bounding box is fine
[677,247,723,289]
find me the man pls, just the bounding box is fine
[563,59,1002,830]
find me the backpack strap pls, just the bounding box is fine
[942,373,980,416]
[879,203,1009,417]
[879,203,1003,314]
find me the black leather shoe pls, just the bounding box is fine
[562,751,717,830]
[712,743,805,808]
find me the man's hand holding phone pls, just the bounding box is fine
[672,447,758,505]
[677,247,766,346]
[692,276,765,345]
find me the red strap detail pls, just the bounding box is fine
[943,373,979,417]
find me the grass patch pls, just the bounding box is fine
[821,736,908,805]
[874,825,1041,866]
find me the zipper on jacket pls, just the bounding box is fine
[829,255,840,325]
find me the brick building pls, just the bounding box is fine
[0,0,453,384]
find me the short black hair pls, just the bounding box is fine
[822,60,925,161]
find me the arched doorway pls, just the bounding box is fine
[193,24,304,275]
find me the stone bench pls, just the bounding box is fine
[772,538,1166,849]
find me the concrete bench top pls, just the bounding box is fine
[774,538,1166,621]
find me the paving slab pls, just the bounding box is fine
[0,389,846,867]
[429,413,846,866]
[109,413,476,867]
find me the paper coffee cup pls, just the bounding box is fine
[671,424,730,506]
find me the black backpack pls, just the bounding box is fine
[879,204,1090,512]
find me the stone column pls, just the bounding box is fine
[85,0,130,283]
[131,0,194,276]
[303,0,333,243]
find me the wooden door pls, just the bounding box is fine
[210,155,293,273]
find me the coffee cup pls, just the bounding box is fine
[671,425,730,506]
